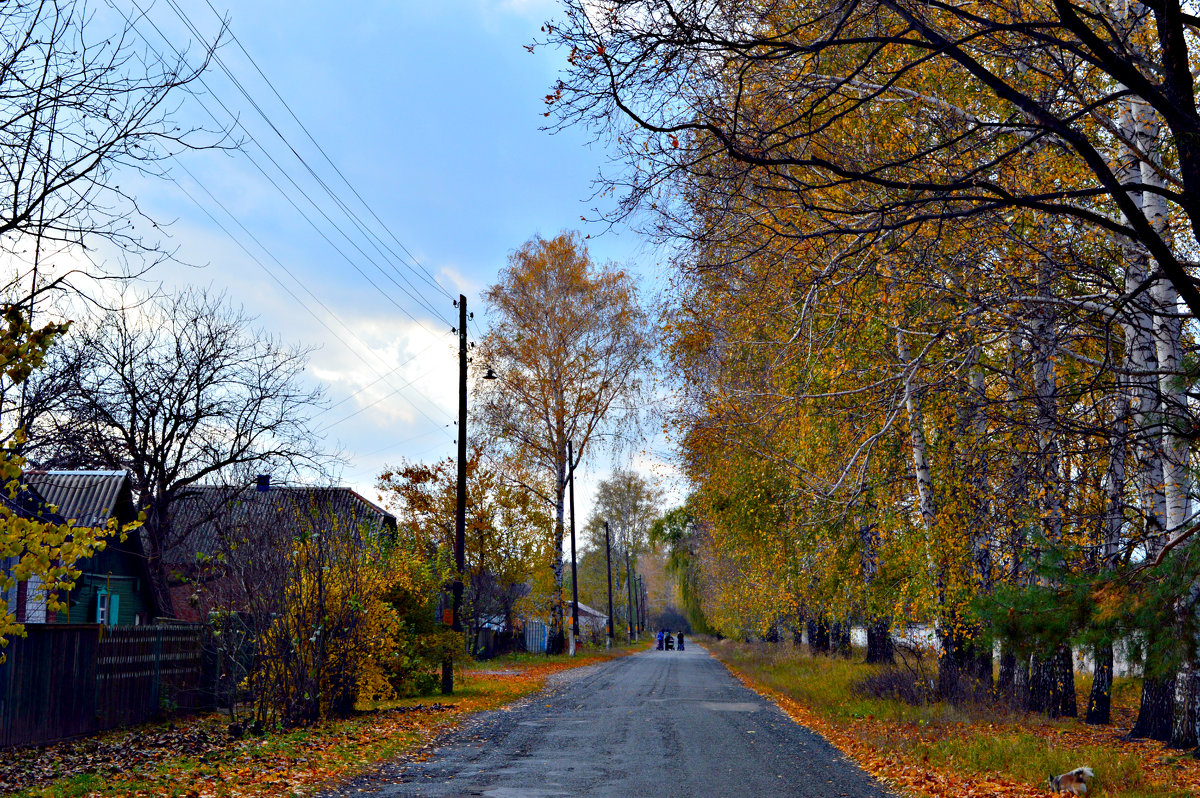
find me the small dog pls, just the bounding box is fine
[1048,767,1094,795]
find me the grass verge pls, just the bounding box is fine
[5,642,645,798]
[705,638,1200,798]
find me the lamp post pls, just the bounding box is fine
[442,296,497,694]
[636,575,644,636]
[625,546,635,641]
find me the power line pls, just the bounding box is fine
[316,363,444,436]
[160,0,451,320]
[199,0,455,304]
[166,161,455,435]
[118,0,451,330]
[311,336,446,419]
[106,1,465,455]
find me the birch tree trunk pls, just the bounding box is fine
[1026,262,1077,718]
[898,331,974,698]
[998,330,1029,703]
[1114,96,1178,741]
[549,445,567,655]
[1087,385,1129,725]
[1138,104,1200,750]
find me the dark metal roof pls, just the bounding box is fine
[164,484,397,568]
[24,470,132,528]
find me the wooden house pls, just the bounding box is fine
[163,479,397,623]
[3,470,155,627]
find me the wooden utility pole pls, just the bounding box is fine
[568,440,580,651]
[604,520,615,646]
[625,548,635,640]
[443,294,468,695]
[637,575,645,635]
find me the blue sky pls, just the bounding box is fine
[104,0,680,519]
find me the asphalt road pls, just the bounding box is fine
[326,643,894,798]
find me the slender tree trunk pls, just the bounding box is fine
[1114,96,1178,738]
[998,645,1016,696]
[897,333,936,532]
[549,455,567,655]
[1026,273,1076,719]
[1087,642,1114,725]
[858,513,893,664]
[1088,383,1127,726]
[865,619,894,664]
[832,620,851,657]
[998,331,1030,708]
[807,618,830,655]
[625,548,635,641]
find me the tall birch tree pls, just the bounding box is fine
[477,232,650,653]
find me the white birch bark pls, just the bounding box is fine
[1134,100,1190,535]
[897,332,936,532]
[1032,262,1063,544]
[1115,95,1168,545]
[969,367,993,589]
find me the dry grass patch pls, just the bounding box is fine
[706,638,1200,798]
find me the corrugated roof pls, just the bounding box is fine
[164,484,397,568]
[24,470,130,528]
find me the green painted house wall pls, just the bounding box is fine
[60,543,152,626]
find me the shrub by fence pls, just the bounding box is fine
[0,623,207,748]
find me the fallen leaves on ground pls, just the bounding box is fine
[5,644,642,798]
[712,644,1200,798]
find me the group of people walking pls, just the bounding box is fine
[656,629,685,651]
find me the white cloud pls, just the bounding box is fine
[309,314,458,430]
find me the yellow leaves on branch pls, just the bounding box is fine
[0,306,123,653]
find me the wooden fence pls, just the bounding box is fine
[0,623,208,748]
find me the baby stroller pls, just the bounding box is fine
[665,633,675,651]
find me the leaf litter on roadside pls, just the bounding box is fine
[4,646,641,797]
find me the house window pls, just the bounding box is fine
[96,589,108,625]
